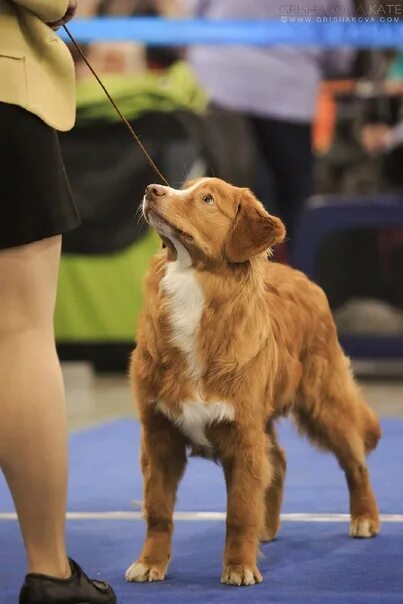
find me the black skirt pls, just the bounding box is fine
[0,102,81,250]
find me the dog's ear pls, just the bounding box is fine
[225,189,286,263]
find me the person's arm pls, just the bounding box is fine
[11,0,69,23]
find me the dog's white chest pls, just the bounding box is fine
[161,260,204,379]
[157,400,235,448]
[160,257,234,448]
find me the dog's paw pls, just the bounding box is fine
[260,517,281,542]
[260,527,278,542]
[125,560,167,582]
[221,565,263,586]
[350,515,380,538]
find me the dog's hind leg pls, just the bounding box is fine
[261,421,287,542]
[295,351,381,538]
[126,411,187,583]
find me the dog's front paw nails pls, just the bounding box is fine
[350,515,380,538]
[125,560,167,582]
[221,565,263,586]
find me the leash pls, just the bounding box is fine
[63,24,170,186]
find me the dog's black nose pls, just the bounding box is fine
[145,184,166,200]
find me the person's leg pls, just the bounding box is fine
[251,116,314,237]
[0,235,70,578]
[202,103,261,188]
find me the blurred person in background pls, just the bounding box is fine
[97,0,182,70]
[188,0,354,238]
[73,0,186,78]
[358,50,403,330]
[0,1,116,602]
[73,0,146,77]
[360,49,403,190]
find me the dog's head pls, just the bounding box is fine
[142,177,285,264]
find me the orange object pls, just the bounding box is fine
[313,80,355,154]
[313,85,336,153]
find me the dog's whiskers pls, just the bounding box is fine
[135,204,146,227]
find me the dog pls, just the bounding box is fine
[126,177,381,587]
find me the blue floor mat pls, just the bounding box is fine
[1,519,403,604]
[1,418,403,603]
[1,418,402,514]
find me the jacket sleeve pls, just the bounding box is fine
[11,0,69,23]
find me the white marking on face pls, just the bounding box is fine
[146,213,190,265]
[166,178,211,198]
[157,400,235,449]
[146,211,170,236]
[144,178,213,258]
[142,179,211,215]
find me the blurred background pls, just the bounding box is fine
[54,0,403,428]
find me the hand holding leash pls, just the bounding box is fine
[48,1,78,31]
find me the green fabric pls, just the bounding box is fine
[389,51,403,79]
[55,63,205,342]
[55,231,159,342]
[76,61,207,124]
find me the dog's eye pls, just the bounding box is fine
[203,194,214,205]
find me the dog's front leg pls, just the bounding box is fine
[126,412,187,583]
[220,425,271,586]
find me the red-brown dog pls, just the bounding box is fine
[126,178,380,587]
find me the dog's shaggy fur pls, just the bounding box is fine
[126,178,381,587]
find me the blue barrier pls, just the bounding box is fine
[292,194,403,360]
[59,17,403,47]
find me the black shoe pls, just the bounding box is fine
[19,558,117,604]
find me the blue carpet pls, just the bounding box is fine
[1,418,402,514]
[1,418,403,603]
[1,519,403,604]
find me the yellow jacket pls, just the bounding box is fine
[0,0,76,131]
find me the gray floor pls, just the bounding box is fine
[64,363,403,433]
[64,364,134,432]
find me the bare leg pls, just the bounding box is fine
[126,413,187,582]
[0,236,70,577]
[261,422,287,542]
[220,425,271,586]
